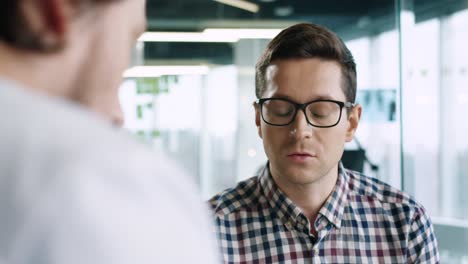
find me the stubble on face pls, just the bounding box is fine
[259,58,350,189]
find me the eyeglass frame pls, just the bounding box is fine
[255,97,356,128]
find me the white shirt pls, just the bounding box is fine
[0,79,220,264]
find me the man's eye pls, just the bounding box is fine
[272,108,293,117]
[312,113,328,118]
[310,110,330,118]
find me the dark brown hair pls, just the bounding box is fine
[255,23,357,103]
[0,0,120,51]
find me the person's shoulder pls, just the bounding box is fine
[345,169,421,210]
[0,80,194,191]
[209,176,261,217]
[1,80,140,156]
[0,81,221,263]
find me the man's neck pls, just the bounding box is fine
[0,43,72,98]
[271,165,339,224]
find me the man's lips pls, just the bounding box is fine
[286,152,317,163]
[287,152,315,157]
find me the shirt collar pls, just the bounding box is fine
[259,162,350,230]
[317,162,349,229]
[258,163,304,231]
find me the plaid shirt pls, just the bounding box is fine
[209,163,439,263]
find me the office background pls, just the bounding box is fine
[118,0,468,262]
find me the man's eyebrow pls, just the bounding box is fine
[268,93,337,102]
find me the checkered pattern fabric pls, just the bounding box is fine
[209,163,439,263]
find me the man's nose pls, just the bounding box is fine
[290,109,313,138]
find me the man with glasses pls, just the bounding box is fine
[210,23,439,263]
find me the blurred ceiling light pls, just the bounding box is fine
[213,0,259,13]
[139,28,281,43]
[203,28,281,39]
[123,66,210,78]
[138,32,238,43]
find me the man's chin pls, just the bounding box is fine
[276,165,323,185]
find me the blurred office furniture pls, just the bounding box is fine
[342,138,379,175]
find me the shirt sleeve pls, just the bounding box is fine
[406,206,440,264]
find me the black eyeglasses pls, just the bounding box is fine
[256,98,355,128]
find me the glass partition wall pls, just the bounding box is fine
[399,0,468,262]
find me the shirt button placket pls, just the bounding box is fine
[311,247,320,263]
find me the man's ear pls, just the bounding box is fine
[43,0,68,36]
[345,104,362,142]
[254,102,263,139]
[20,0,71,50]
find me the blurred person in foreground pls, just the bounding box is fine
[0,0,219,263]
[210,23,439,263]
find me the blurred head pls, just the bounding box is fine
[0,0,147,126]
[254,23,361,187]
